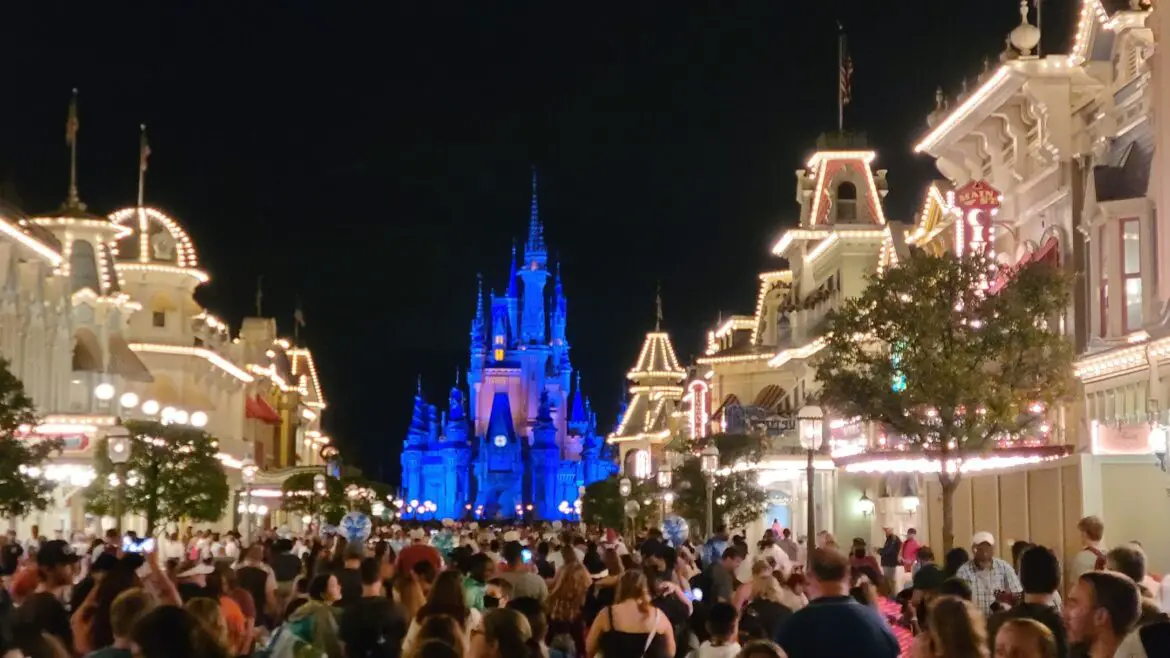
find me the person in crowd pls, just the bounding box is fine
[1010,542,1034,575]
[877,528,902,585]
[1105,544,1165,620]
[309,572,343,605]
[754,531,792,578]
[922,595,989,658]
[336,542,366,605]
[736,639,788,658]
[546,561,591,655]
[237,544,279,630]
[278,573,345,658]
[340,556,408,658]
[394,570,427,621]
[71,560,139,654]
[70,551,116,616]
[777,530,799,565]
[498,541,548,603]
[130,605,232,658]
[849,539,881,576]
[478,607,534,658]
[944,549,969,579]
[991,618,1058,658]
[508,597,562,658]
[696,601,741,658]
[82,587,154,658]
[702,526,731,569]
[174,559,215,602]
[705,548,745,605]
[955,532,1022,615]
[270,538,304,612]
[408,616,466,657]
[584,569,674,658]
[985,545,1066,658]
[734,561,774,610]
[1062,571,1141,658]
[583,550,623,626]
[462,553,493,613]
[676,545,701,586]
[207,562,253,656]
[913,546,936,578]
[403,570,483,654]
[900,529,920,576]
[184,597,230,652]
[775,548,899,658]
[398,535,443,591]
[13,540,81,654]
[1071,516,1106,580]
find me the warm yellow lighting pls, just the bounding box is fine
[115,262,210,283]
[129,343,254,382]
[914,66,1014,154]
[767,337,827,369]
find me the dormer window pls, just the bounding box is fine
[836,182,857,221]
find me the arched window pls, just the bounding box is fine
[836,182,857,221]
[69,240,99,293]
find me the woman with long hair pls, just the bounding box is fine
[130,605,232,658]
[583,548,624,627]
[480,608,534,658]
[547,562,592,654]
[403,570,483,655]
[921,596,989,658]
[406,616,465,658]
[71,562,139,654]
[206,562,254,656]
[184,597,230,652]
[584,570,674,658]
[394,570,427,620]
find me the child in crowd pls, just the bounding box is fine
[693,601,740,658]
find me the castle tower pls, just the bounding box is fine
[519,170,549,344]
[530,390,560,517]
[468,275,486,391]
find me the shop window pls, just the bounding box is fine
[1122,218,1142,332]
[152,311,166,328]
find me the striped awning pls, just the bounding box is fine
[753,385,786,411]
[711,394,740,419]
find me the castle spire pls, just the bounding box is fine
[525,167,545,259]
[507,241,518,297]
[475,273,485,321]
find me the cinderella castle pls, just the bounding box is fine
[400,173,616,521]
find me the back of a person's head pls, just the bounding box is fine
[1010,541,1035,569]
[1077,515,1105,542]
[407,638,465,658]
[1018,545,1060,595]
[505,597,547,643]
[943,547,969,576]
[184,597,228,649]
[1080,571,1141,638]
[995,618,1057,658]
[502,541,524,566]
[415,614,464,648]
[413,558,438,584]
[482,608,532,658]
[706,601,739,640]
[939,577,973,602]
[132,605,231,658]
[427,570,469,614]
[615,569,651,610]
[809,547,848,583]
[736,639,787,658]
[927,596,988,658]
[308,573,334,601]
[1106,544,1147,583]
[109,588,154,640]
[359,556,381,586]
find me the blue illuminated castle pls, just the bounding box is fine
[399,173,616,521]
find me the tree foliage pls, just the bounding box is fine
[280,472,387,526]
[581,475,655,530]
[670,434,769,536]
[816,249,1073,549]
[0,358,61,519]
[85,420,230,534]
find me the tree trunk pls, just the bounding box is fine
[939,474,959,552]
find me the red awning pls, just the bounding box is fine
[990,237,1060,294]
[246,395,281,425]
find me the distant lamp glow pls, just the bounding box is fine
[190,411,208,428]
[857,493,876,517]
[141,399,160,416]
[94,383,116,401]
[119,392,139,409]
[173,409,189,425]
[106,427,131,465]
[657,463,673,489]
[619,477,632,498]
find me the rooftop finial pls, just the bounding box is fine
[416,374,422,396]
[525,166,545,257]
[137,123,151,207]
[62,88,86,213]
[476,273,484,320]
[935,87,945,111]
[507,241,518,297]
[1010,0,1040,56]
[655,281,664,331]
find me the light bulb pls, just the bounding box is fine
[119,392,139,409]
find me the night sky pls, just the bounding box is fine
[0,1,1075,482]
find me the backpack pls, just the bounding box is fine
[254,617,323,658]
[1088,546,1107,571]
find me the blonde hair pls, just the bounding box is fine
[749,572,785,604]
[928,596,989,658]
[996,618,1057,658]
[614,569,652,614]
[547,562,591,621]
[394,570,426,620]
[184,598,229,650]
[750,560,772,577]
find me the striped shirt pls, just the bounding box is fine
[955,558,1022,615]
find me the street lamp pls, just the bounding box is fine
[657,463,673,521]
[312,473,327,530]
[619,476,632,542]
[798,405,824,566]
[241,458,257,545]
[105,426,131,534]
[700,443,719,538]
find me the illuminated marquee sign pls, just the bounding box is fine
[954,179,1001,257]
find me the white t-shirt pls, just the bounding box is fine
[549,547,586,570]
[693,641,741,658]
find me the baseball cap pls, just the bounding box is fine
[36,540,80,567]
[972,531,995,547]
[175,560,215,578]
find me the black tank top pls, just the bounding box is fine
[598,606,669,658]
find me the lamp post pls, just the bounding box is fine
[313,473,327,532]
[657,462,673,522]
[619,476,632,542]
[241,458,256,545]
[105,426,131,535]
[700,444,719,538]
[797,405,824,566]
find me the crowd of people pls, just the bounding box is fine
[0,513,1164,658]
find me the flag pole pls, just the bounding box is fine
[837,26,844,133]
[137,124,148,207]
[66,88,81,210]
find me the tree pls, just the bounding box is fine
[280,473,388,526]
[581,475,655,531]
[816,249,1073,551]
[670,434,769,536]
[85,420,230,534]
[0,358,61,519]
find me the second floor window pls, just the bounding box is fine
[152,311,166,328]
[1122,218,1142,332]
[1099,228,1109,337]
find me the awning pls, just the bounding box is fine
[148,291,177,313]
[144,376,182,406]
[106,334,154,383]
[72,330,104,373]
[990,237,1060,294]
[753,385,785,411]
[246,395,281,425]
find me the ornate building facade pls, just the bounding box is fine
[399,175,615,521]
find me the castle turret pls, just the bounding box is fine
[491,293,508,362]
[469,275,487,378]
[519,170,549,344]
[506,243,519,342]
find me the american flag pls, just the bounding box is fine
[65,90,79,146]
[840,35,854,107]
[139,127,151,172]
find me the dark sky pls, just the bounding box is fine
[0,1,1074,482]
